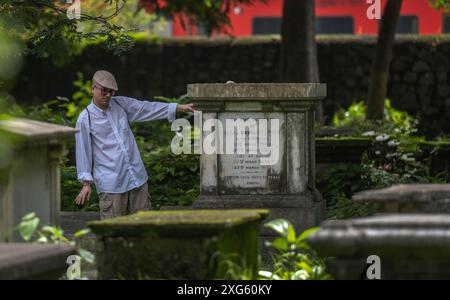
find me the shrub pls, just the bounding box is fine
[259,219,331,280]
[321,100,448,219]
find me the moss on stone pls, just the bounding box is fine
[90,210,267,279]
[88,209,269,237]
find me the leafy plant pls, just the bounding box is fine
[17,212,95,268]
[321,99,448,219]
[317,163,379,220]
[332,99,418,136]
[259,219,331,280]
[0,0,136,65]
[141,146,200,209]
[213,252,257,280]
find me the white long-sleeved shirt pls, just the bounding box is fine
[75,96,177,193]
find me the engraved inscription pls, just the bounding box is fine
[218,112,285,194]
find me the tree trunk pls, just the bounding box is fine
[366,0,403,120]
[280,0,322,122]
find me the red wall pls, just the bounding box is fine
[172,0,444,36]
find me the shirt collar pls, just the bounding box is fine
[89,99,111,115]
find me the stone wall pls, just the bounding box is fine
[13,36,450,136]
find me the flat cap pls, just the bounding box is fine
[92,70,118,91]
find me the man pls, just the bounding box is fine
[75,70,196,219]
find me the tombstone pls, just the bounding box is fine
[0,243,75,279]
[88,209,269,279]
[308,214,450,279]
[352,184,450,213]
[0,118,77,242]
[187,83,327,234]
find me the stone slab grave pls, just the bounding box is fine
[0,243,75,279]
[353,184,450,213]
[88,209,268,279]
[0,118,77,242]
[187,83,327,236]
[308,214,450,279]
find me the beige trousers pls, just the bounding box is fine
[99,182,151,219]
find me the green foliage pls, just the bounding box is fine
[429,0,450,11]
[141,146,200,209]
[322,100,448,219]
[317,164,379,220]
[61,165,99,211]
[141,0,265,35]
[214,253,256,280]
[19,212,41,242]
[1,0,265,65]
[0,0,137,65]
[132,94,199,209]
[17,213,95,266]
[259,219,331,280]
[332,99,418,136]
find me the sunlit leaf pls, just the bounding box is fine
[299,261,313,274]
[263,219,291,237]
[258,270,281,280]
[291,270,309,280]
[19,215,40,241]
[271,237,288,251]
[78,248,95,264]
[296,227,320,243]
[74,228,91,237]
[21,212,36,221]
[287,224,296,243]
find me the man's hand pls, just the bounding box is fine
[176,103,197,113]
[75,184,91,206]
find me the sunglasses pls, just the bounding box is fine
[94,84,116,96]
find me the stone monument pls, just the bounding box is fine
[88,209,269,279]
[0,243,75,279]
[0,118,76,242]
[352,184,450,213]
[188,83,327,233]
[308,214,450,279]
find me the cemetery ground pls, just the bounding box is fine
[1,78,449,280]
[2,0,450,284]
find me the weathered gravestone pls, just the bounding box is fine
[88,209,268,279]
[308,214,450,279]
[187,83,327,234]
[0,118,77,242]
[353,184,450,213]
[0,243,75,279]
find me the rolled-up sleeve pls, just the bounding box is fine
[75,118,94,183]
[115,96,178,123]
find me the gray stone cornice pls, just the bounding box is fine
[187,83,327,101]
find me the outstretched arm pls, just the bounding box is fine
[176,103,197,114]
[114,96,197,123]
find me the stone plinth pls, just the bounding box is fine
[352,184,450,213]
[0,118,77,242]
[0,243,75,279]
[308,214,450,279]
[188,83,326,234]
[315,137,373,164]
[88,209,269,279]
